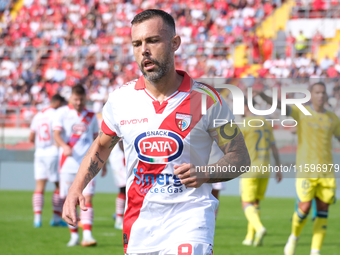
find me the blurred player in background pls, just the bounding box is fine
[107,140,126,230]
[53,85,105,247]
[240,99,282,247]
[258,82,340,255]
[29,94,66,228]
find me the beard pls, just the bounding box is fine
[139,51,173,82]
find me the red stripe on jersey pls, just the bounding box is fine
[101,121,117,136]
[123,89,214,252]
[152,100,168,114]
[68,111,95,148]
[123,161,166,253]
[59,153,67,172]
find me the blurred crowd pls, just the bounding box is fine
[0,0,339,122]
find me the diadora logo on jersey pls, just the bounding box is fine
[72,124,87,135]
[175,113,192,132]
[120,118,148,125]
[134,130,183,164]
[194,83,222,106]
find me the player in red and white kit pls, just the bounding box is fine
[53,85,103,247]
[62,10,250,254]
[108,140,126,230]
[29,94,66,228]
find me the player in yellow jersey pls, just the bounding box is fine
[258,82,340,255]
[240,100,282,247]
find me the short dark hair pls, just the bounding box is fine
[310,81,326,92]
[72,85,86,96]
[51,94,65,103]
[131,9,176,36]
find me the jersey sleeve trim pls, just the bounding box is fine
[53,126,63,131]
[101,121,117,136]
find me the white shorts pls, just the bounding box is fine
[212,182,226,191]
[34,156,59,182]
[59,172,96,198]
[126,242,213,255]
[108,145,126,188]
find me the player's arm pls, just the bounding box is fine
[62,130,120,226]
[29,115,37,144]
[334,116,340,142]
[208,131,250,182]
[174,123,250,187]
[53,130,72,156]
[271,143,282,182]
[29,131,35,144]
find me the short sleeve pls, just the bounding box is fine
[207,95,241,147]
[30,114,37,132]
[52,108,64,131]
[101,93,121,137]
[207,95,235,130]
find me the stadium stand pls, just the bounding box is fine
[0,0,340,129]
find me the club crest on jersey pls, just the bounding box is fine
[72,124,87,135]
[134,130,183,164]
[175,113,192,132]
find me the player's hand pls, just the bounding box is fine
[174,163,209,188]
[62,190,87,226]
[63,145,72,156]
[101,164,107,177]
[275,171,282,183]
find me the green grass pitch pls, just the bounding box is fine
[1,191,339,255]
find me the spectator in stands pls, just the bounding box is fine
[295,30,307,54]
[320,55,334,70]
[286,31,295,57]
[311,30,323,59]
[275,27,286,58]
[263,38,274,61]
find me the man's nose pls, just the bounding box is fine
[141,42,150,56]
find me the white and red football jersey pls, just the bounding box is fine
[53,105,98,173]
[30,107,58,157]
[102,70,234,253]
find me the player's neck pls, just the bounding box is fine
[311,103,325,113]
[144,67,183,103]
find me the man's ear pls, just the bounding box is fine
[172,35,181,52]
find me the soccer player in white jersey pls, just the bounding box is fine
[108,140,126,230]
[62,9,250,254]
[29,94,66,228]
[53,85,102,247]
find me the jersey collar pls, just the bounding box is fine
[310,104,326,113]
[134,69,192,92]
